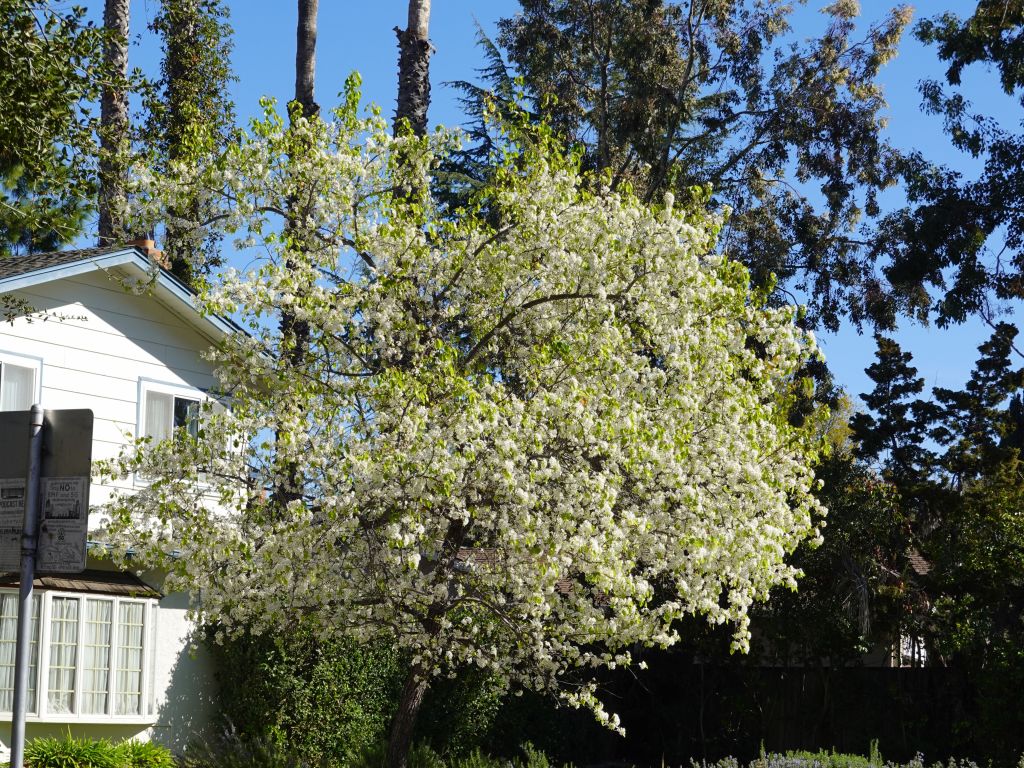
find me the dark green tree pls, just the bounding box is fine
[849,335,935,481]
[452,0,912,330]
[750,448,915,665]
[932,322,1024,484]
[875,1,1024,326]
[145,0,236,285]
[0,1,107,257]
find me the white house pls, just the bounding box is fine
[0,245,233,754]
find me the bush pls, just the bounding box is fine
[181,727,312,768]
[24,736,120,768]
[22,735,174,768]
[207,626,510,766]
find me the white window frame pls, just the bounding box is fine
[0,589,158,724]
[0,349,42,412]
[136,378,230,491]
[137,377,208,443]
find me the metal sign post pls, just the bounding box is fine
[9,406,43,768]
[0,407,93,768]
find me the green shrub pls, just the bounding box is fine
[115,741,174,768]
[24,735,120,768]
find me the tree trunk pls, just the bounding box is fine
[385,665,431,768]
[98,0,130,245]
[294,0,319,119]
[394,0,432,137]
[270,0,319,514]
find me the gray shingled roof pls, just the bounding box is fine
[0,246,137,280]
[0,569,162,598]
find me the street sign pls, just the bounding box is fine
[0,477,26,572]
[0,409,93,574]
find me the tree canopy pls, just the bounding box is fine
[101,88,825,740]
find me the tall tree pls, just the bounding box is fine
[453,0,912,330]
[294,0,319,120]
[875,1,1024,328]
[268,0,320,512]
[395,0,432,137]
[146,0,236,286]
[98,0,131,245]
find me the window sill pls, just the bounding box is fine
[0,712,158,725]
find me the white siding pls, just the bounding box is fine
[0,272,219,509]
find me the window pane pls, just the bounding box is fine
[0,363,36,411]
[47,597,78,714]
[115,602,144,715]
[144,391,174,442]
[173,397,200,438]
[82,599,112,715]
[0,593,39,713]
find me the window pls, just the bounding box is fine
[0,352,40,411]
[0,590,156,721]
[139,380,203,442]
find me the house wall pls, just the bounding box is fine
[0,270,222,753]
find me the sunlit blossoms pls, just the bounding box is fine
[99,78,826,728]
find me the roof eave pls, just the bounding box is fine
[0,248,241,343]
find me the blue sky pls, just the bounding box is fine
[118,0,1020,404]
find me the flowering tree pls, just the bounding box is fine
[101,80,825,768]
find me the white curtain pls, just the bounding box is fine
[115,602,144,715]
[0,593,39,712]
[0,363,35,411]
[144,391,173,441]
[47,597,78,714]
[81,599,112,714]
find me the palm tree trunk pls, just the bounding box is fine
[294,0,319,119]
[394,0,432,136]
[98,0,130,245]
[271,0,319,514]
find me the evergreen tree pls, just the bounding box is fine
[850,335,935,480]
[932,322,1024,483]
[452,0,912,331]
[145,0,236,285]
[875,1,1024,325]
[0,1,107,257]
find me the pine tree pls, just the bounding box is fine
[850,335,935,480]
[933,322,1024,484]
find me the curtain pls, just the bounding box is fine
[0,593,39,712]
[144,391,173,441]
[47,597,78,714]
[115,602,144,715]
[82,599,112,714]
[0,363,36,411]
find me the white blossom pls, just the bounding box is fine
[100,86,826,731]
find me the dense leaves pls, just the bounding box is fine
[0,1,106,256]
